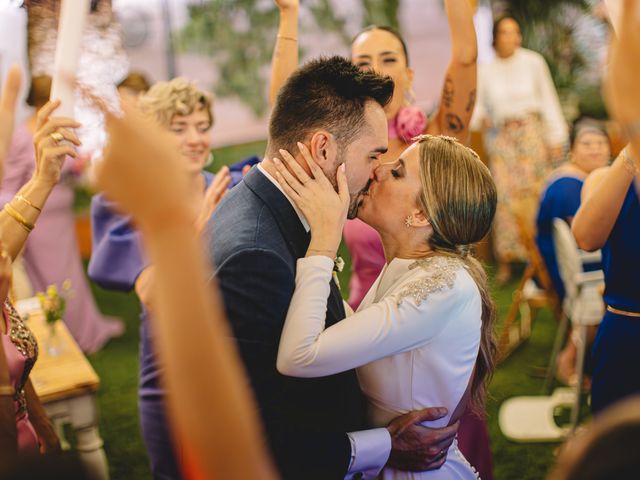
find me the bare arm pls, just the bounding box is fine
[95,101,277,480]
[0,100,80,260]
[605,0,640,168]
[428,0,478,144]
[572,150,636,251]
[268,0,300,106]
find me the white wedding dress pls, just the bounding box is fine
[278,255,482,479]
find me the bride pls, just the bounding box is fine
[272,134,497,479]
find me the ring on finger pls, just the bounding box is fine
[50,131,64,144]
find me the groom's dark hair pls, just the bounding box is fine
[268,56,393,155]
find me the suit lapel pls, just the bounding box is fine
[245,167,346,323]
[244,167,310,258]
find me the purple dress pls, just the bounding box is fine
[1,300,39,454]
[2,124,123,353]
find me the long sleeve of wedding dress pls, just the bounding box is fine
[277,255,479,379]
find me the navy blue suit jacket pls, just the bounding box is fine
[208,167,367,479]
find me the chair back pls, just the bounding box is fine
[552,218,583,306]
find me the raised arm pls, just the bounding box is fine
[605,0,640,168]
[428,0,478,144]
[572,148,636,251]
[0,100,81,260]
[268,0,300,106]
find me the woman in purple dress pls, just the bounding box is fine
[1,76,123,353]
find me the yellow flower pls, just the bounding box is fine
[62,279,72,291]
[47,284,58,298]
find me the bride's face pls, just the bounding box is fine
[358,143,422,231]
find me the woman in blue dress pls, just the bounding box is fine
[88,78,254,479]
[536,118,610,385]
[573,141,640,413]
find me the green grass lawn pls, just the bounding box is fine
[81,142,564,479]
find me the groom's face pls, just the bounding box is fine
[335,101,389,219]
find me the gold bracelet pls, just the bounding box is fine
[622,148,638,177]
[0,384,15,396]
[3,204,35,233]
[277,34,298,42]
[15,194,42,213]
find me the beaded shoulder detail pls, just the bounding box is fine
[5,300,38,361]
[395,256,463,306]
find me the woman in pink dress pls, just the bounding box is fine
[1,76,122,353]
[0,69,64,456]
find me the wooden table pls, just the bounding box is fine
[15,298,109,480]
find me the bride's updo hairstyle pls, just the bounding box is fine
[415,134,498,412]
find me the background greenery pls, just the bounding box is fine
[79,142,573,479]
[178,0,607,121]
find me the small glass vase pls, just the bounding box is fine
[46,320,63,357]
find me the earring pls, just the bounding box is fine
[405,215,413,227]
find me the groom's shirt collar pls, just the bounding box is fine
[257,162,310,232]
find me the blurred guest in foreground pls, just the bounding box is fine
[90,85,277,480]
[89,77,234,479]
[472,15,568,284]
[548,396,640,480]
[0,75,123,353]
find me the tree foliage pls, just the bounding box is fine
[179,0,400,116]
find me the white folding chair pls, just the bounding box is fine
[550,218,604,428]
[498,219,604,442]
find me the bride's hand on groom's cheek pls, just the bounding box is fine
[273,143,349,252]
[386,407,459,471]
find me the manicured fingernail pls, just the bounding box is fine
[273,158,281,165]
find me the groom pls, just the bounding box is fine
[207,56,458,479]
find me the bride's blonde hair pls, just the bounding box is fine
[415,134,498,413]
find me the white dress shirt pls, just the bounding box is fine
[279,255,483,479]
[471,48,568,146]
[256,164,391,478]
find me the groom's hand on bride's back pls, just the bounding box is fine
[385,407,459,471]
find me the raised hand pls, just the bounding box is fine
[32,100,81,186]
[0,65,22,169]
[273,142,348,257]
[195,165,231,235]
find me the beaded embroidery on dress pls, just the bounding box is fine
[396,255,463,306]
[4,299,38,411]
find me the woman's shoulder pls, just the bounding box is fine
[392,255,476,307]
